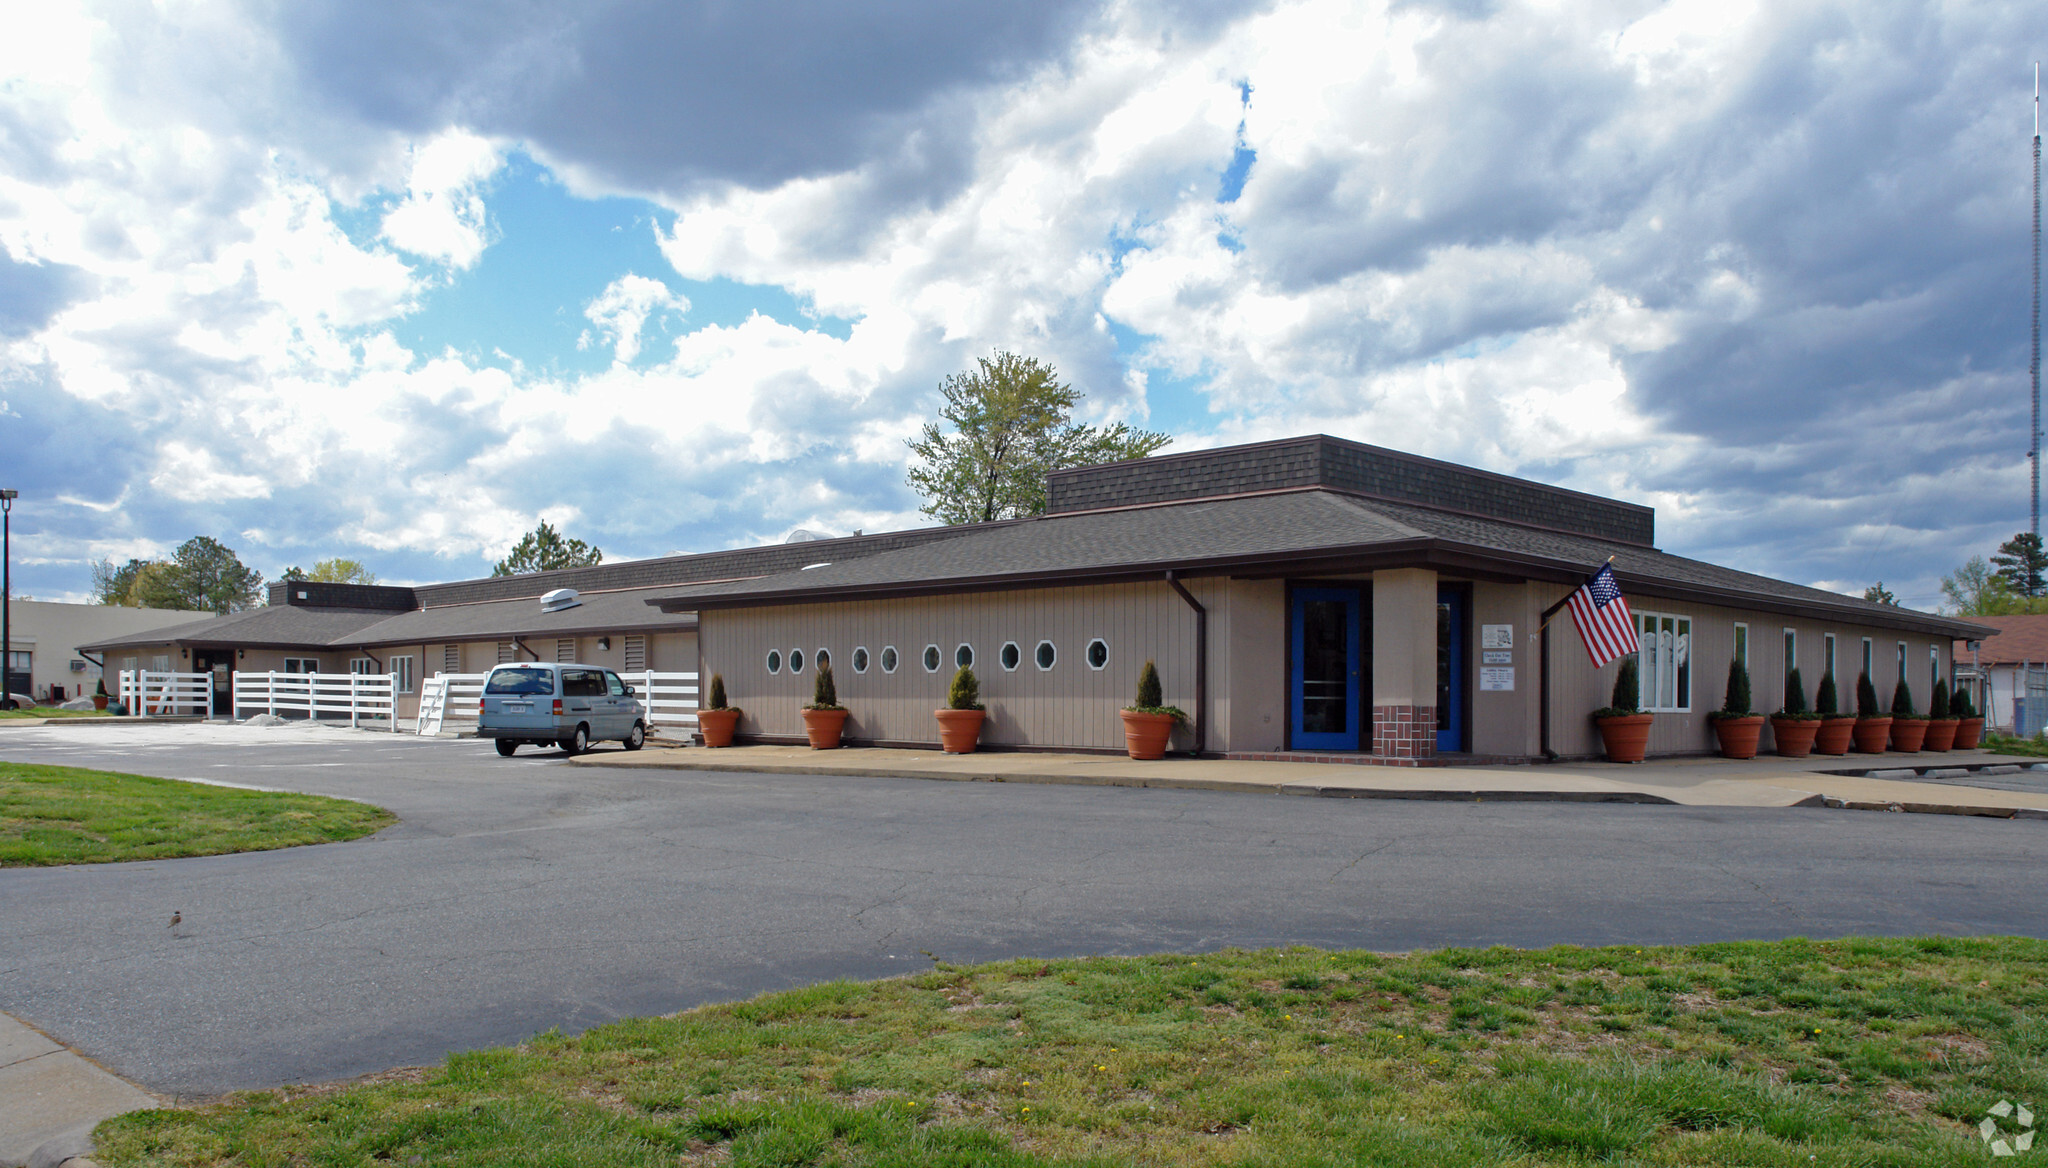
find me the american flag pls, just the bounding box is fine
[1567,563,1640,668]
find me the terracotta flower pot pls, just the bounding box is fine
[1955,717,1985,750]
[1120,710,1177,760]
[935,708,986,753]
[92,694,109,711]
[1594,713,1654,763]
[802,707,849,749]
[1711,714,1766,759]
[1889,718,1928,753]
[1770,716,1820,758]
[1922,718,1958,753]
[1851,716,1892,754]
[1814,716,1857,756]
[697,708,740,748]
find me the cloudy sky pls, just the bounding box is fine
[0,0,2040,609]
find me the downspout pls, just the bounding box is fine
[1164,570,1208,756]
[513,637,538,661]
[356,648,384,670]
[77,650,104,669]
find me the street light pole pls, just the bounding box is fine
[1,489,15,709]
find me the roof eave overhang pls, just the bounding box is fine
[644,538,1993,639]
[346,614,699,650]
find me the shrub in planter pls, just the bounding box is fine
[1951,685,1985,749]
[1120,660,1187,760]
[1851,671,1892,754]
[801,663,849,749]
[1591,656,1653,763]
[1923,678,1959,752]
[1813,670,1855,756]
[1708,659,1765,759]
[1770,666,1822,758]
[92,677,109,711]
[935,666,986,753]
[1887,678,1928,753]
[697,673,741,747]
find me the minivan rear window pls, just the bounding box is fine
[486,667,554,695]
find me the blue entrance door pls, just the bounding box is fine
[1292,588,1363,750]
[1436,588,1467,752]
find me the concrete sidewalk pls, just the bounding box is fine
[0,1014,158,1168]
[572,742,2048,817]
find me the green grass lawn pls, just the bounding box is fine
[1984,732,2048,758]
[0,706,112,718]
[96,936,2047,1166]
[0,762,395,866]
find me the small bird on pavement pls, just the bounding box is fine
[168,911,182,936]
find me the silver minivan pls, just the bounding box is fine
[478,662,647,756]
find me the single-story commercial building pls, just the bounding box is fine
[646,435,1991,763]
[4,600,219,703]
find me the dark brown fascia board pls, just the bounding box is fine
[647,536,1989,640]
[347,616,699,650]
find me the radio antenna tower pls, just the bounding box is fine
[2034,61,2042,538]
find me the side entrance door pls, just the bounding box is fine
[1291,587,1364,750]
[192,649,233,717]
[1436,587,1468,753]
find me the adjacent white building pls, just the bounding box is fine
[3,600,219,704]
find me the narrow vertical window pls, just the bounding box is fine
[1783,628,1797,693]
[1824,633,1837,681]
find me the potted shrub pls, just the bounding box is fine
[1887,679,1928,752]
[1923,678,1958,753]
[697,673,740,748]
[1813,671,1855,755]
[801,663,849,749]
[1770,666,1821,758]
[1850,672,1892,754]
[1592,656,1653,763]
[935,666,985,753]
[1120,660,1186,760]
[1708,659,1765,759]
[1953,685,1985,750]
[92,678,109,712]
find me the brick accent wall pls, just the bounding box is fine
[1372,703,1437,759]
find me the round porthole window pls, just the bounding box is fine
[923,645,942,672]
[956,643,975,669]
[1086,639,1109,670]
[789,648,806,674]
[881,646,899,673]
[852,647,870,674]
[816,648,831,672]
[1035,640,1056,671]
[1000,642,1021,671]
[766,650,782,674]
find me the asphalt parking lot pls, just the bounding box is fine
[4,722,2048,1097]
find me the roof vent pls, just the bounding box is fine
[785,528,833,543]
[540,588,583,613]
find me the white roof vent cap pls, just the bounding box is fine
[540,588,583,612]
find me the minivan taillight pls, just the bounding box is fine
[553,698,564,715]
[478,698,485,713]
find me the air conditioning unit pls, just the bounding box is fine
[540,588,583,613]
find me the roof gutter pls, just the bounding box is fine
[1164,570,1207,756]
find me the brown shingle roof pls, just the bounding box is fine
[1950,615,2048,664]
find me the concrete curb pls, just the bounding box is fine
[0,1014,159,1168]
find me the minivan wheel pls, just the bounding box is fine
[560,725,589,756]
[624,721,645,751]
[495,739,518,757]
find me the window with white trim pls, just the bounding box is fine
[766,650,782,674]
[1860,637,1873,683]
[1635,611,1692,712]
[390,655,416,694]
[350,658,376,674]
[1783,628,1797,691]
[283,657,320,674]
[1086,639,1109,670]
[880,646,899,673]
[1035,640,1056,671]
[923,645,941,673]
[815,648,830,673]
[955,643,974,669]
[999,642,1020,671]
[1896,642,1908,694]
[150,654,170,673]
[1930,644,1940,697]
[852,647,870,674]
[789,648,805,675]
[1824,633,1837,681]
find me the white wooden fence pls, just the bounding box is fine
[414,670,698,736]
[117,670,211,716]
[232,671,399,729]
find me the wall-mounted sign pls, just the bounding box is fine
[1481,624,1514,649]
[1483,650,1513,665]
[1479,666,1515,692]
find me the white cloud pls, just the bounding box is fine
[579,274,690,365]
[379,132,504,268]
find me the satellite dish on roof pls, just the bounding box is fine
[540,588,582,612]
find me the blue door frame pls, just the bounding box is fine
[1290,587,1363,750]
[1436,587,1467,753]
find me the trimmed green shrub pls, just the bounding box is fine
[1815,671,1839,716]
[1855,672,1880,718]
[947,666,982,710]
[1950,685,1975,718]
[1931,678,1951,720]
[707,673,728,711]
[1781,667,1809,716]
[807,663,841,711]
[1135,660,1163,710]
[1712,659,1753,719]
[1890,678,1918,719]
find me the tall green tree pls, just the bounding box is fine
[1862,582,1899,607]
[280,558,378,585]
[95,538,264,612]
[1940,554,2048,616]
[1991,532,2048,598]
[89,558,149,605]
[904,351,1171,525]
[493,521,603,576]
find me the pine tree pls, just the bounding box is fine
[1718,658,1752,717]
[1931,679,1951,720]
[708,674,729,710]
[1815,671,1839,716]
[1134,660,1164,710]
[809,663,840,710]
[1855,672,1880,718]
[1890,678,1917,718]
[947,666,981,710]
[1783,667,1809,716]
